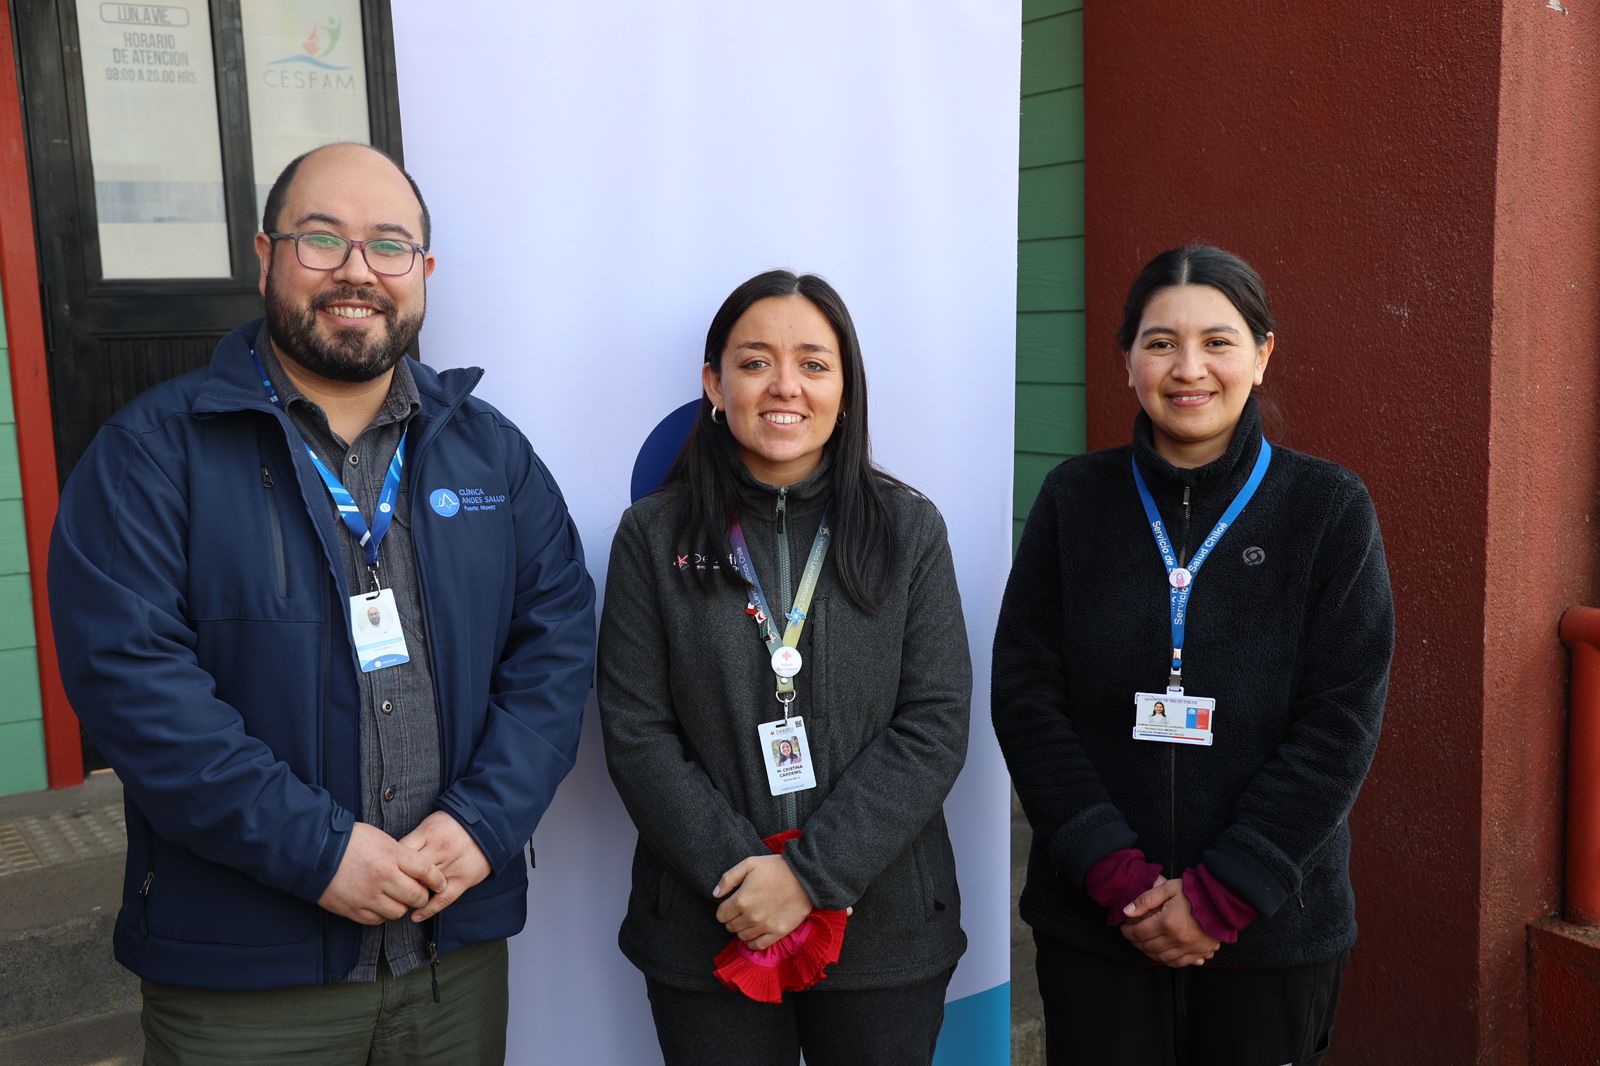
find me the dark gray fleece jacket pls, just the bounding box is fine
[993,400,1394,968]
[599,464,971,991]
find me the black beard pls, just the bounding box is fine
[264,273,424,384]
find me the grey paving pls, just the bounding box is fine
[0,773,138,1042]
[0,1008,142,1066]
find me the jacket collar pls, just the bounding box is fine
[734,453,835,518]
[192,318,485,420]
[1132,395,1265,493]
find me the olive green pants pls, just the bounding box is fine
[140,939,508,1066]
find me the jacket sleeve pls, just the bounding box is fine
[991,469,1139,885]
[782,504,973,911]
[48,425,353,903]
[434,437,596,872]
[597,506,770,894]
[1201,478,1394,920]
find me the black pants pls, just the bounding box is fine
[1033,931,1346,1066]
[644,968,953,1066]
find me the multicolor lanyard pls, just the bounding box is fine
[1130,441,1272,689]
[250,348,406,591]
[728,515,832,715]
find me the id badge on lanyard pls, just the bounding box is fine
[729,515,831,797]
[252,347,411,673]
[1128,442,1271,747]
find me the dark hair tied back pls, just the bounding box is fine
[1115,245,1274,352]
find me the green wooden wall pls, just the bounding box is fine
[0,299,46,797]
[1015,0,1085,549]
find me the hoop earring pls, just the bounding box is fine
[836,409,847,425]
[710,406,722,424]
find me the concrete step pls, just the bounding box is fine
[0,773,139,1038]
[0,1008,141,1065]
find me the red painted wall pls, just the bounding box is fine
[1084,1,1599,1060]
[1485,3,1600,1061]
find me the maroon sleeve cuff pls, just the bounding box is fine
[1182,864,1258,944]
[1083,848,1162,927]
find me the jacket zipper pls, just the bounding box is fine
[427,929,442,1003]
[138,869,154,938]
[262,466,287,597]
[1170,486,1192,876]
[775,488,797,830]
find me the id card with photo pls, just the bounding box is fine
[758,716,817,797]
[1131,691,1216,747]
[350,588,410,673]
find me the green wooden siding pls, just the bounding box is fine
[0,300,46,797]
[1016,1,1085,549]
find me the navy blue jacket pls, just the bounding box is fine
[48,320,596,990]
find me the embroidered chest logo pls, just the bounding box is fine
[1242,546,1266,566]
[429,488,461,517]
[672,552,727,572]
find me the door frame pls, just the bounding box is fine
[0,0,77,788]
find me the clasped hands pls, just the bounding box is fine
[712,854,853,951]
[317,812,491,926]
[1119,874,1220,968]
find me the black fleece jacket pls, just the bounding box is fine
[993,400,1393,968]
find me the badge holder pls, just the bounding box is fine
[350,565,410,673]
[758,649,817,796]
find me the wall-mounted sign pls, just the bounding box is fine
[240,0,370,226]
[74,1,230,279]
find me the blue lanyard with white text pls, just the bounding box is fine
[1130,441,1272,689]
[728,515,831,708]
[250,348,406,590]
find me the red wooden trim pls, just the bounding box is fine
[0,3,82,789]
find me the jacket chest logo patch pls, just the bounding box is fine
[431,487,506,517]
[672,552,725,572]
[429,488,462,517]
[1242,546,1266,566]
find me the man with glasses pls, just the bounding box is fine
[48,142,596,1064]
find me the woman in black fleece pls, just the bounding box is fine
[993,245,1394,1065]
[600,271,971,1066]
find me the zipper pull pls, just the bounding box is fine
[139,870,155,937]
[776,487,788,530]
[261,466,274,488]
[428,939,441,1003]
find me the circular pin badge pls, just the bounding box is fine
[771,646,803,678]
[1168,567,1193,590]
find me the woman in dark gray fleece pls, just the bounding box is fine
[598,271,971,1066]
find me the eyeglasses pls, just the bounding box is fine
[267,231,428,276]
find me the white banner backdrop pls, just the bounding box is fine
[393,3,1018,1061]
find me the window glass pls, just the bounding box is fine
[74,1,230,279]
[240,0,371,227]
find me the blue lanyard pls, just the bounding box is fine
[250,348,407,587]
[1130,441,1272,687]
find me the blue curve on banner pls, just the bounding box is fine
[630,399,700,503]
[933,982,1009,1064]
[268,55,351,70]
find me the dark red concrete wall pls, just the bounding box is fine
[1081,2,1579,1061]
[1485,4,1600,1061]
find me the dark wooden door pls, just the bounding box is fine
[14,0,404,485]
[13,0,404,767]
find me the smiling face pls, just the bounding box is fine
[779,740,794,758]
[255,144,436,385]
[703,295,844,487]
[1125,284,1273,467]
